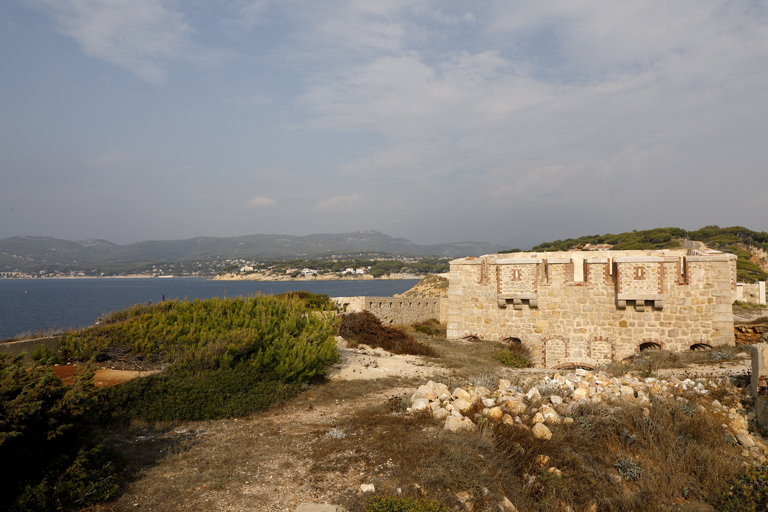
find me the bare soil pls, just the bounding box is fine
[87,331,750,512]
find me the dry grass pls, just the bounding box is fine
[603,345,748,377]
[84,332,753,511]
[339,311,439,358]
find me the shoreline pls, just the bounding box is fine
[0,274,425,282]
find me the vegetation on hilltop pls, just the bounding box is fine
[530,225,768,282]
[61,293,339,421]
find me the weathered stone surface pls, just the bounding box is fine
[433,408,450,420]
[498,497,519,512]
[737,432,756,448]
[487,407,503,421]
[445,416,474,432]
[360,483,375,493]
[453,398,474,413]
[453,388,472,401]
[532,422,552,440]
[505,400,527,415]
[572,388,589,401]
[411,398,429,412]
[295,504,347,512]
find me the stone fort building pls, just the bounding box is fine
[446,249,737,369]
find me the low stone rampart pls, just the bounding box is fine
[333,297,442,325]
[0,337,60,362]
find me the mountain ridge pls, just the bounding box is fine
[0,230,507,270]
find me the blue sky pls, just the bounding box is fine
[1,0,767,248]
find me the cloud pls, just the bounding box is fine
[245,196,277,209]
[314,193,363,211]
[24,0,196,83]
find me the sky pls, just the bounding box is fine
[1,0,767,249]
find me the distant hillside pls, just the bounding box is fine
[529,226,768,283]
[0,231,508,271]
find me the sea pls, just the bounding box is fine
[0,278,420,340]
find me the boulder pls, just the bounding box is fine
[411,398,429,412]
[453,398,474,414]
[487,407,503,421]
[498,379,511,391]
[295,505,347,512]
[532,422,552,440]
[453,388,472,401]
[498,497,519,512]
[445,416,476,432]
[433,408,450,420]
[572,388,589,401]
[360,484,375,493]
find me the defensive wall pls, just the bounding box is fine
[736,281,767,305]
[0,336,60,362]
[447,249,737,369]
[334,296,443,325]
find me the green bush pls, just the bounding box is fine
[103,363,303,422]
[365,496,450,512]
[0,354,124,510]
[712,463,768,511]
[493,349,532,368]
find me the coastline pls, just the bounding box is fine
[210,273,425,282]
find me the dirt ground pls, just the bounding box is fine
[87,333,747,512]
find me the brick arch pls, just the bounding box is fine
[542,335,570,369]
[636,339,666,352]
[690,343,713,351]
[551,359,599,371]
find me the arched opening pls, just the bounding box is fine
[639,342,662,351]
[503,336,522,347]
[690,343,712,351]
[462,334,481,341]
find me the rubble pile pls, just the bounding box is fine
[409,370,768,463]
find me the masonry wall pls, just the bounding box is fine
[447,250,737,369]
[333,296,442,325]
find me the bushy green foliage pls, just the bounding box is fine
[493,349,532,368]
[103,363,303,422]
[63,295,339,422]
[0,354,124,510]
[712,463,768,511]
[31,344,61,365]
[61,295,339,375]
[365,496,450,512]
[615,458,642,481]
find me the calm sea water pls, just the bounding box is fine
[0,278,420,340]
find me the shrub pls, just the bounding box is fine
[102,363,303,422]
[493,349,532,368]
[63,295,340,422]
[339,311,438,357]
[615,458,642,481]
[711,463,768,511]
[0,354,124,510]
[365,496,450,512]
[413,319,446,337]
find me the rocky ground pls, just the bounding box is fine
[87,332,766,512]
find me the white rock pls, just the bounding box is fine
[526,387,541,401]
[411,398,429,412]
[498,497,518,512]
[572,388,589,401]
[538,405,560,424]
[487,407,503,421]
[532,422,552,440]
[453,398,474,413]
[453,388,472,401]
[483,398,496,408]
[498,379,511,391]
[433,408,450,420]
[360,484,375,493]
[550,395,563,406]
[737,432,756,448]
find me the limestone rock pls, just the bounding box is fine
[482,398,496,408]
[550,395,563,406]
[498,497,519,512]
[453,398,474,414]
[445,415,476,432]
[527,387,541,401]
[411,398,429,412]
[453,388,472,401]
[498,379,511,391]
[295,505,347,512]
[572,388,589,401]
[538,405,560,424]
[532,422,552,440]
[433,408,450,420]
[487,407,503,421]
[505,400,527,415]
[502,414,514,425]
[737,432,756,448]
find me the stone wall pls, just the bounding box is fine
[0,336,60,362]
[737,282,767,305]
[447,249,737,368]
[333,296,442,325]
